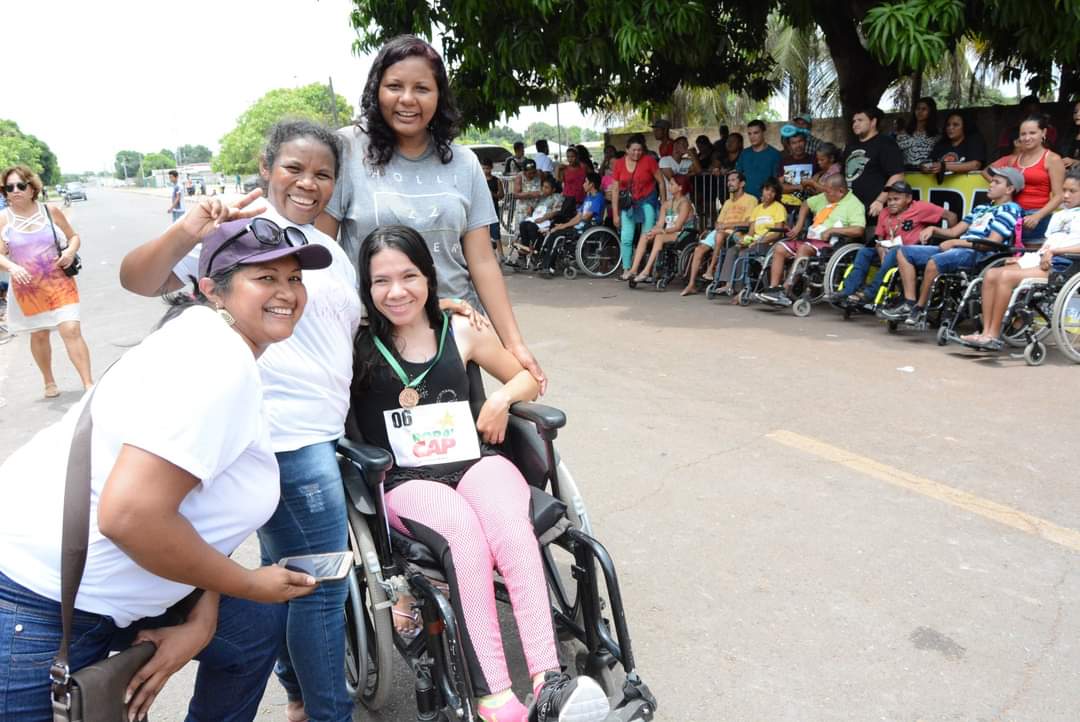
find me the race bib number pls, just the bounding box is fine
[383,401,481,468]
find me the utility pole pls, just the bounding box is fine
[328,76,340,128]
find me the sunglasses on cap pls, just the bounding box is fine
[205,217,308,275]
[3,182,29,193]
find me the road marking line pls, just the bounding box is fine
[767,429,1080,554]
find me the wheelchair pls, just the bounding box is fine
[899,239,1017,342]
[627,227,698,291]
[335,364,656,722]
[754,232,842,317]
[942,252,1080,365]
[825,242,906,320]
[575,223,623,279]
[702,225,775,304]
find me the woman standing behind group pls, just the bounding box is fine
[895,97,940,169]
[987,115,1066,243]
[121,120,362,722]
[0,165,93,397]
[318,34,544,388]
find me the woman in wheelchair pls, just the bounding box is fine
[961,168,1080,349]
[626,175,695,283]
[351,225,611,722]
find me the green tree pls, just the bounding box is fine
[115,150,143,180]
[142,152,176,174]
[0,120,60,183]
[178,144,212,163]
[348,0,1080,127]
[215,83,353,175]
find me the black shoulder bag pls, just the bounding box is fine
[45,204,82,277]
[51,385,156,722]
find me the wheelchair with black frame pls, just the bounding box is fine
[941,251,1080,365]
[627,226,698,291]
[824,241,907,320]
[574,220,623,279]
[753,229,846,317]
[335,364,656,722]
[891,238,1017,342]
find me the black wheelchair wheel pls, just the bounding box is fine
[576,227,622,278]
[344,507,394,710]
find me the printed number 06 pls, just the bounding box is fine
[391,410,413,428]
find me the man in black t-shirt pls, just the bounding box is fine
[504,141,527,175]
[844,107,905,239]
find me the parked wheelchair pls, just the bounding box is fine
[703,225,779,304]
[754,231,844,317]
[575,223,623,279]
[627,228,698,291]
[825,242,905,320]
[335,363,656,722]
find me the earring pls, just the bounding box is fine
[217,306,236,326]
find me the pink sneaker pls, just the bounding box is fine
[477,694,529,722]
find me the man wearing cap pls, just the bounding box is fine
[652,119,675,158]
[736,119,783,199]
[887,167,1023,325]
[831,180,957,307]
[779,126,815,204]
[794,113,823,155]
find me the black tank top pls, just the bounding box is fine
[352,317,497,490]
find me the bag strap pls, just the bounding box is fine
[50,383,99,705]
[44,203,64,255]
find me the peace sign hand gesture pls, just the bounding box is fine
[178,189,267,241]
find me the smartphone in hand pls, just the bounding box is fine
[277,551,353,582]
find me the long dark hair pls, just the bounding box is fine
[906,96,939,136]
[358,35,462,170]
[353,224,444,387]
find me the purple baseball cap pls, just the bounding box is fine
[198,218,332,279]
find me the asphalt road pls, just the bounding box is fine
[2,188,1078,721]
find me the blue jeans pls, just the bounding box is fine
[1021,211,1050,244]
[258,441,350,722]
[839,246,901,300]
[0,570,285,721]
[931,247,988,273]
[900,244,941,269]
[488,221,501,243]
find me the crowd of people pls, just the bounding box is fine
[490,99,1080,357]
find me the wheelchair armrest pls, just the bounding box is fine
[337,437,394,476]
[968,238,1011,253]
[768,226,788,233]
[1056,253,1080,261]
[732,225,750,233]
[509,402,566,438]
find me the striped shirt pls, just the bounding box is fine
[960,202,1021,244]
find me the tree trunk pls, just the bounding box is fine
[813,2,898,138]
[911,70,924,109]
[1059,63,1080,103]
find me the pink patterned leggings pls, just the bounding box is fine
[386,455,559,696]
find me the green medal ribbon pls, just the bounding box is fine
[372,313,450,394]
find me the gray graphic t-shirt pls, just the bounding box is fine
[327,130,498,308]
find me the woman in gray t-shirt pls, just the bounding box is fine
[318,35,545,389]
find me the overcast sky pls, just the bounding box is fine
[7,0,604,173]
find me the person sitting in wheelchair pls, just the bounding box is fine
[350,225,610,722]
[830,181,957,309]
[715,176,786,300]
[759,174,866,305]
[626,174,695,283]
[961,166,1080,349]
[536,171,606,277]
[512,175,575,268]
[886,166,1023,326]
[687,170,757,295]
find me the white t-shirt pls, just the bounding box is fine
[0,306,278,627]
[534,152,555,173]
[1017,206,1080,269]
[659,156,693,175]
[173,204,362,452]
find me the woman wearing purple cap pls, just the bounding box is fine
[0,218,331,721]
[121,121,367,721]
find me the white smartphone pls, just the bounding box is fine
[277,551,352,582]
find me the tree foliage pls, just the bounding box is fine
[178,144,212,163]
[214,83,353,175]
[141,152,175,174]
[348,0,1080,126]
[0,120,60,184]
[114,150,143,180]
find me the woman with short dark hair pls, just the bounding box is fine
[0,164,92,397]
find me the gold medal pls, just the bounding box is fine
[399,387,420,408]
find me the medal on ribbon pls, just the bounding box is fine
[372,313,450,409]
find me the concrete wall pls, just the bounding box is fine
[606,102,1076,158]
